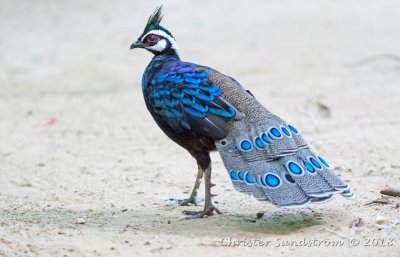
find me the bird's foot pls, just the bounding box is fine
[178,196,199,206]
[183,204,222,219]
[166,196,203,206]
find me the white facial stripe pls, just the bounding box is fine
[141,29,178,50]
[146,39,167,52]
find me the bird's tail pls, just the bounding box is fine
[215,119,354,208]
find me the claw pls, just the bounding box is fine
[183,204,222,219]
[179,196,198,206]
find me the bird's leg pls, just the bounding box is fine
[202,163,222,216]
[183,163,222,218]
[179,165,203,206]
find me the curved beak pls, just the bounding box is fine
[130,40,144,49]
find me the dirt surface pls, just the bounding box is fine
[1,0,400,256]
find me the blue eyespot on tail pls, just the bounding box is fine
[254,137,265,149]
[288,124,298,134]
[245,172,256,184]
[310,157,322,169]
[287,161,303,175]
[269,127,282,138]
[229,170,238,180]
[264,173,281,188]
[303,161,315,173]
[239,140,252,151]
[318,156,329,167]
[281,127,291,137]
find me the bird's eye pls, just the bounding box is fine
[146,34,160,45]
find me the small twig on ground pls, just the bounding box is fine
[365,199,391,206]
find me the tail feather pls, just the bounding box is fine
[216,118,354,208]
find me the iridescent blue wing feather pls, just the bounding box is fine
[145,62,243,138]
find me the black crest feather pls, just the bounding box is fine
[145,6,163,31]
[140,6,165,39]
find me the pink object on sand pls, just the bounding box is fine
[47,117,57,126]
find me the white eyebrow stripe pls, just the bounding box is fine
[141,29,178,50]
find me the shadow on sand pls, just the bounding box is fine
[1,204,325,238]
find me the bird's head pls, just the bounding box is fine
[130,6,177,56]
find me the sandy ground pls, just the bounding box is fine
[1,0,400,256]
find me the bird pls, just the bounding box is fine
[130,6,354,218]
